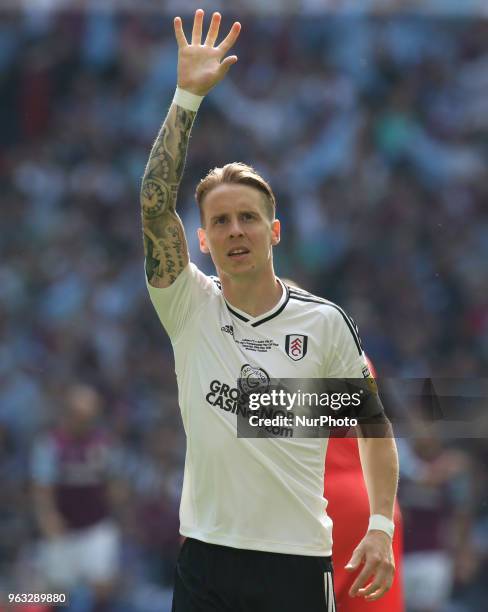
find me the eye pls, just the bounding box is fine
[241,212,255,221]
[213,216,227,225]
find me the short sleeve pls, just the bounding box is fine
[324,307,387,420]
[146,262,217,342]
[325,306,369,378]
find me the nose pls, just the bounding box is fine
[228,218,244,238]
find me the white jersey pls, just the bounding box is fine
[147,263,369,556]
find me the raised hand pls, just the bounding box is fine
[174,10,241,96]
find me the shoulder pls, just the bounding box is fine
[286,285,328,305]
[285,284,362,351]
[187,264,222,297]
[147,263,221,301]
[286,284,345,320]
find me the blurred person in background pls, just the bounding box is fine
[398,428,476,612]
[449,437,488,610]
[31,384,121,612]
[133,424,182,587]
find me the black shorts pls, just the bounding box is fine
[172,538,336,612]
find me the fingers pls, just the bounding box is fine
[362,563,394,601]
[218,55,238,78]
[347,534,395,600]
[173,17,188,48]
[181,11,240,52]
[204,12,221,46]
[361,577,393,601]
[348,562,375,597]
[191,8,204,45]
[358,570,387,598]
[345,547,363,572]
[364,582,391,601]
[349,558,394,600]
[217,21,241,55]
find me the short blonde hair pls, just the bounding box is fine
[195,162,276,224]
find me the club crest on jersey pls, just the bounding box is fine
[285,334,308,361]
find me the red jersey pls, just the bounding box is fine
[325,353,404,611]
[325,437,404,611]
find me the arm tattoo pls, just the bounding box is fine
[141,105,196,286]
[143,220,187,285]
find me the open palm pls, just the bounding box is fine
[174,10,241,97]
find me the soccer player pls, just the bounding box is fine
[141,10,399,611]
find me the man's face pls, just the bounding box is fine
[64,385,100,435]
[197,184,280,279]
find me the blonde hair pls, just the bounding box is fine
[195,162,276,224]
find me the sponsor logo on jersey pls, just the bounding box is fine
[206,379,246,414]
[238,364,270,395]
[285,334,308,361]
[205,365,270,417]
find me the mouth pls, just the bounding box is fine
[227,247,250,259]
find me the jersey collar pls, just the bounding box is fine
[224,278,290,328]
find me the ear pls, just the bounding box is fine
[197,227,210,254]
[270,219,281,246]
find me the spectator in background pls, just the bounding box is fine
[132,424,181,586]
[31,384,121,611]
[399,430,476,612]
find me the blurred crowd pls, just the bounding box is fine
[0,5,487,612]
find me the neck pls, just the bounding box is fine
[219,267,282,318]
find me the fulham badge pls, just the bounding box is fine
[285,334,308,361]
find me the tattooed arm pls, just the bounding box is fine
[141,10,240,288]
[141,105,194,287]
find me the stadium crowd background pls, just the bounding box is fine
[0,1,487,611]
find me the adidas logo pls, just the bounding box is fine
[221,325,234,336]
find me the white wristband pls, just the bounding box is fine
[368,514,395,538]
[173,87,204,112]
